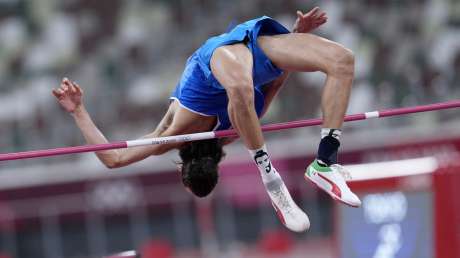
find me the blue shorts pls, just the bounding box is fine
[170,16,290,130]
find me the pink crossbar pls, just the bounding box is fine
[0,100,459,161]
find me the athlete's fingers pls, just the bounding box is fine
[304,6,319,16]
[296,10,303,20]
[52,89,62,98]
[305,7,319,17]
[61,82,68,92]
[59,84,67,94]
[315,20,327,27]
[74,82,83,95]
[56,88,64,95]
[63,78,73,90]
[316,17,327,25]
[316,15,327,23]
[69,81,77,93]
[62,78,72,92]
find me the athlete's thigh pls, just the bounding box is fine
[210,43,254,90]
[258,33,349,73]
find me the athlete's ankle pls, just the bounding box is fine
[317,128,341,166]
[248,144,281,184]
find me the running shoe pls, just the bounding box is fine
[305,159,361,207]
[265,179,310,232]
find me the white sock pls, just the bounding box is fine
[321,128,342,140]
[248,144,281,184]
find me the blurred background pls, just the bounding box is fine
[0,0,459,257]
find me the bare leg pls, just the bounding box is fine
[210,44,264,150]
[210,43,310,232]
[258,34,361,207]
[258,33,354,128]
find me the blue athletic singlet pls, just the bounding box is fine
[170,16,290,130]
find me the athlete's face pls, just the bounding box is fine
[255,153,271,173]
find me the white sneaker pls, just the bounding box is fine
[305,159,361,207]
[265,179,310,232]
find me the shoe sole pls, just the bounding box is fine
[271,201,310,232]
[271,201,286,227]
[304,173,360,208]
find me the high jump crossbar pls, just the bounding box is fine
[0,100,459,162]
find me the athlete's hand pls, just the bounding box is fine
[293,7,327,33]
[52,78,84,113]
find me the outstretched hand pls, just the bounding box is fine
[293,7,327,33]
[52,78,84,113]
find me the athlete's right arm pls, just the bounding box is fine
[52,78,180,168]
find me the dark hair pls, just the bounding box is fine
[179,139,225,198]
[253,150,268,162]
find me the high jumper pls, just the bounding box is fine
[52,7,360,232]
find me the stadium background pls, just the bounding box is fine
[0,0,459,257]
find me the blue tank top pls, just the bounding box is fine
[170,16,290,130]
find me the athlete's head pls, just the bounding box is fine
[178,139,224,197]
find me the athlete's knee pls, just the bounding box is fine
[328,47,355,77]
[226,82,255,108]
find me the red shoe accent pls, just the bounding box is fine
[304,174,359,208]
[272,202,286,226]
[317,173,342,198]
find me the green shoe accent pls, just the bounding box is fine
[306,159,332,176]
